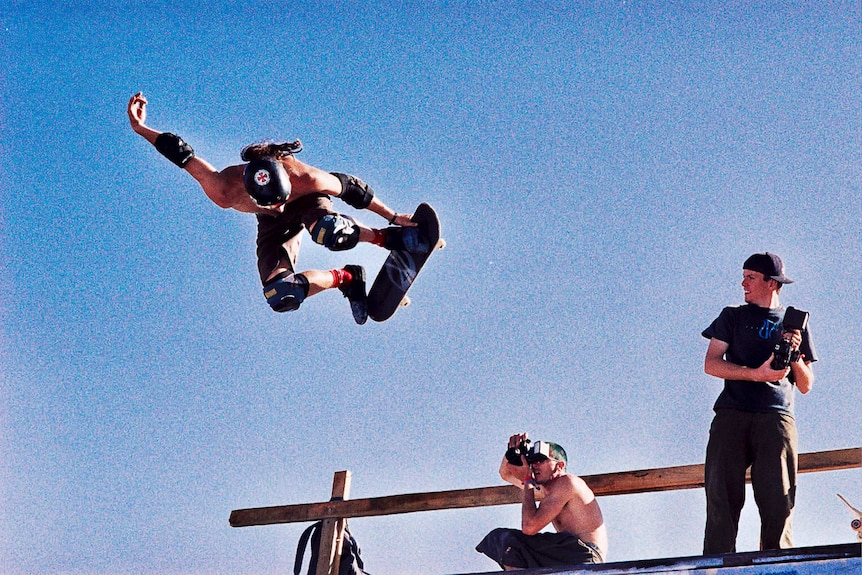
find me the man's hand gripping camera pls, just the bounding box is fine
[770,306,809,370]
[505,439,531,466]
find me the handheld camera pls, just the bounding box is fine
[505,439,531,466]
[770,306,809,370]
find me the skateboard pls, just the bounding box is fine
[367,203,444,322]
[837,494,862,541]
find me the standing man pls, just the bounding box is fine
[476,433,607,570]
[702,252,817,554]
[126,92,428,324]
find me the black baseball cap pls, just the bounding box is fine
[743,252,794,284]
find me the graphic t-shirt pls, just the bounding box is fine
[702,304,817,416]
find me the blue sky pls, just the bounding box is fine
[1,2,860,574]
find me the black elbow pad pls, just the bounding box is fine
[333,172,374,209]
[155,132,195,168]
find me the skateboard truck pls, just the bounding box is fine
[837,494,862,541]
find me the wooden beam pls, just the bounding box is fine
[229,447,860,528]
[584,448,861,496]
[230,484,524,527]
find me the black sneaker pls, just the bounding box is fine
[338,265,368,325]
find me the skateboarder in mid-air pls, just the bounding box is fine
[126,92,430,324]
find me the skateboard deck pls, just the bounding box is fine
[367,203,443,322]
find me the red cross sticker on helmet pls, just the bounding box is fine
[254,169,271,186]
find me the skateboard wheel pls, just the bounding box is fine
[400,296,411,308]
[852,518,862,530]
[436,238,446,249]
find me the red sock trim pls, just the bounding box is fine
[371,228,387,247]
[331,268,354,288]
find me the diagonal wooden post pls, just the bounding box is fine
[315,470,351,575]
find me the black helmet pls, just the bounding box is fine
[243,158,291,207]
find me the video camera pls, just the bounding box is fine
[505,439,556,466]
[505,439,531,466]
[770,306,809,370]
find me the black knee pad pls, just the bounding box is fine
[309,214,360,251]
[263,273,309,312]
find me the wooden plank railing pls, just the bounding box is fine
[230,447,860,528]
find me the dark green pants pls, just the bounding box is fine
[703,409,798,554]
[476,528,603,569]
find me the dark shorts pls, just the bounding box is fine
[476,528,603,569]
[255,193,333,283]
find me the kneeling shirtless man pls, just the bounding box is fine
[127,92,428,324]
[476,433,608,570]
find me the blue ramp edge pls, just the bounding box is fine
[455,543,861,575]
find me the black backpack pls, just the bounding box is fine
[293,520,369,575]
